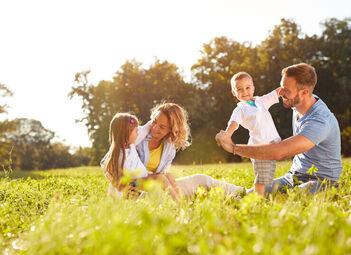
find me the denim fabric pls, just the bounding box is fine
[260,171,339,195]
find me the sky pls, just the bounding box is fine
[0,0,350,149]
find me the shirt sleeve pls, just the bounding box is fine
[135,120,152,145]
[298,118,329,146]
[100,152,109,168]
[161,148,176,173]
[123,145,149,178]
[228,107,242,126]
[256,90,279,109]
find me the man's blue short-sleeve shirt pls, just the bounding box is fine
[290,96,342,181]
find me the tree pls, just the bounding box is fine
[70,59,195,164]
[189,37,260,162]
[4,118,91,170]
[315,18,351,155]
[71,18,351,163]
[0,84,15,168]
[256,19,321,138]
[6,118,55,170]
[72,146,91,166]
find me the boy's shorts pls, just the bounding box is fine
[251,159,276,186]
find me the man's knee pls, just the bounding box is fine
[298,179,338,194]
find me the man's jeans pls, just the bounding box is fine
[248,171,339,195]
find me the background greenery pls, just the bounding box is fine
[69,18,351,165]
[1,17,350,170]
[1,159,350,254]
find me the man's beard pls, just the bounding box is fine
[282,94,301,108]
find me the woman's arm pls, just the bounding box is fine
[160,147,176,173]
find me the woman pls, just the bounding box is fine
[101,112,180,200]
[102,102,243,198]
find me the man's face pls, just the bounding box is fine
[279,75,302,108]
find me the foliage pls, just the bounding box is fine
[6,118,55,170]
[70,18,351,164]
[0,84,13,115]
[69,60,197,164]
[1,159,351,254]
[3,118,91,171]
[0,84,15,168]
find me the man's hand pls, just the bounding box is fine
[215,130,235,153]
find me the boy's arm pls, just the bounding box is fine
[216,121,238,146]
[259,87,281,109]
[225,121,239,137]
[275,87,282,95]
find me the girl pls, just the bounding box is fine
[103,113,179,200]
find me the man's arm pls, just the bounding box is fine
[216,130,315,160]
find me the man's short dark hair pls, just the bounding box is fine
[282,63,317,90]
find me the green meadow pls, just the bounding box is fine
[1,159,351,255]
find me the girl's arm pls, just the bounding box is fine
[135,120,152,145]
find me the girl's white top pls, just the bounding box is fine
[229,90,281,145]
[100,122,153,198]
[101,144,149,182]
[101,120,176,175]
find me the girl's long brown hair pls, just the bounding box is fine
[105,113,138,188]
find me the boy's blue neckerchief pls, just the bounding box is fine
[246,99,257,108]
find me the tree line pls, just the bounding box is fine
[0,86,90,171]
[70,18,351,165]
[1,18,350,170]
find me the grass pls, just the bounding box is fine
[0,159,351,254]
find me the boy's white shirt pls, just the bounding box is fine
[228,90,281,145]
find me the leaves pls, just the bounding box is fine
[306,165,319,175]
[70,18,351,164]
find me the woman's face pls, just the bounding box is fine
[151,112,171,141]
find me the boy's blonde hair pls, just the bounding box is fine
[105,113,139,188]
[230,72,253,91]
[150,103,191,151]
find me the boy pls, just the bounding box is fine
[218,72,281,195]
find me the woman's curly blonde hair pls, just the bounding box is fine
[150,103,191,150]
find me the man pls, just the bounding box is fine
[216,63,342,193]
